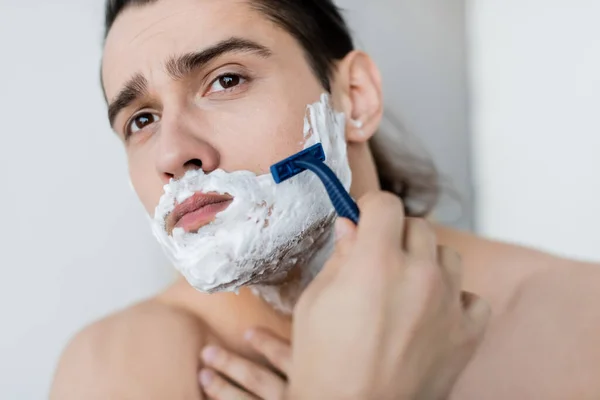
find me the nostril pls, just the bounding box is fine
[184,158,203,170]
[163,172,175,183]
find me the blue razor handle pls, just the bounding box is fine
[270,143,360,225]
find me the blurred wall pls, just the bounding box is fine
[339,0,473,229]
[0,3,174,399]
[469,0,600,262]
[0,1,470,398]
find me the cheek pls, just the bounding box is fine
[209,93,321,174]
[127,152,163,216]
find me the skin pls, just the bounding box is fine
[51,0,600,399]
[198,209,491,400]
[287,208,490,400]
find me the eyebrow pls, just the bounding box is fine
[107,73,148,127]
[107,37,272,127]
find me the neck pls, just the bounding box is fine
[250,227,336,314]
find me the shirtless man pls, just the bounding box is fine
[51,0,600,399]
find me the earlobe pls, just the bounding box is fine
[336,51,383,143]
[350,119,364,129]
[349,118,366,139]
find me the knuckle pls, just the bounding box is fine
[466,299,492,333]
[409,260,445,297]
[438,245,461,264]
[204,374,226,396]
[215,351,265,388]
[360,191,405,218]
[252,332,290,366]
[243,367,265,388]
[462,327,482,346]
[270,347,289,366]
[406,217,433,236]
[366,250,400,277]
[213,349,231,369]
[459,323,485,351]
[251,332,269,350]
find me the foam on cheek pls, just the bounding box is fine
[150,93,351,293]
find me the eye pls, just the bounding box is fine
[126,112,160,136]
[208,74,247,94]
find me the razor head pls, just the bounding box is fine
[270,143,326,184]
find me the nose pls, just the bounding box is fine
[155,116,220,183]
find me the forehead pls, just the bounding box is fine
[102,0,280,100]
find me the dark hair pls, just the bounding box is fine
[103,0,439,216]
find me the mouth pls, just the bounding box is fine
[166,192,233,234]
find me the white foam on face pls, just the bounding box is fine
[150,94,351,293]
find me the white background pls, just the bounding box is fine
[469,0,600,261]
[0,3,174,399]
[0,0,598,398]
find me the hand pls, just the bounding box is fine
[199,329,291,400]
[287,192,491,400]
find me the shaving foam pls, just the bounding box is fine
[150,94,351,294]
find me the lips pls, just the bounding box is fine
[166,192,233,234]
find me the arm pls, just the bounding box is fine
[50,299,207,400]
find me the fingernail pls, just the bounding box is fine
[335,218,350,241]
[201,346,219,363]
[199,369,214,386]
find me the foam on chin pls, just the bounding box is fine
[150,94,351,294]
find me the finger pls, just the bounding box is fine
[318,217,358,281]
[437,245,463,294]
[199,368,258,400]
[333,217,357,259]
[300,218,357,301]
[461,292,492,340]
[355,192,406,250]
[201,346,286,400]
[404,218,437,261]
[245,328,291,374]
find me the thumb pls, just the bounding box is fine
[333,217,357,259]
[306,217,356,291]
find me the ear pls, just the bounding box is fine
[332,51,383,143]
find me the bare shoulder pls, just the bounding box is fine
[436,226,600,398]
[453,257,600,399]
[435,225,596,309]
[50,298,208,400]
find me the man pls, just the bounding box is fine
[51,0,600,399]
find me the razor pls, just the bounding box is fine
[270,143,360,224]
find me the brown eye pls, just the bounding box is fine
[208,74,247,94]
[219,75,240,89]
[127,112,160,136]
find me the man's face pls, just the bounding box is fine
[102,0,334,216]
